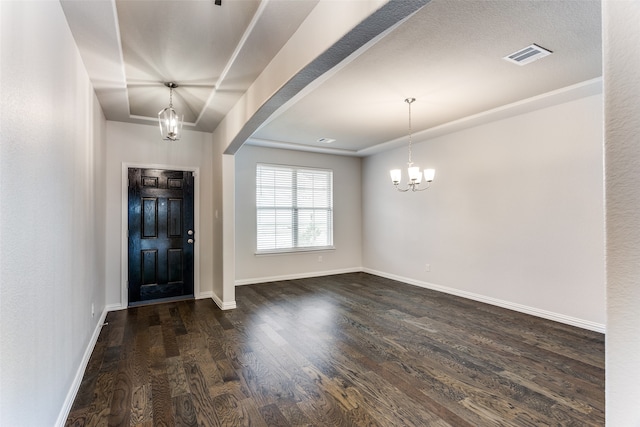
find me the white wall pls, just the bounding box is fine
[603,1,640,423]
[0,2,107,425]
[363,93,605,330]
[105,121,215,307]
[234,145,362,284]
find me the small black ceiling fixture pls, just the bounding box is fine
[214,0,221,5]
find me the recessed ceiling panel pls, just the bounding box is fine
[116,0,260,121]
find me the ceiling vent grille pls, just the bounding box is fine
[316,137,335,144]
[503,44,553,66]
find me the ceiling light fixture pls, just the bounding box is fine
[390,98,435,192]
[158,82,183,141]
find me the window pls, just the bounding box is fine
[256,163,333,253]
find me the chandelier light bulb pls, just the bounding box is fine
[390,169,402,184]
[408,165,421,182]
[424,168,436,182]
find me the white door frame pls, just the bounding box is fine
[121,162,201,308]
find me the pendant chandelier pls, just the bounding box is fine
[158,82,183,141]
[390,97,435,192]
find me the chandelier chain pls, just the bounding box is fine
[406,97,415,165]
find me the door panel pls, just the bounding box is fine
[167,249,183,283]
[142,198,158,238]
[141,250,158,285]
[128,168,194,305]
[168,198,183,237]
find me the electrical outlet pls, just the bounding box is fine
[318,255,323,262]
[425,264,431,272]
[91,303,95,318]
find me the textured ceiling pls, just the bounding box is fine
[250,0,602,155]
[61,0,602,155]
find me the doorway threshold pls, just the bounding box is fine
[128,294,194,308]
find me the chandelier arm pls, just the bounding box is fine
[418,182,432,191]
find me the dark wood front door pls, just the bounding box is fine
[128,168,195,305]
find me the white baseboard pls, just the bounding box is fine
[211,292,236,310]
[363,268,606,334]
[201,290,237,310]
[234,267,362,287]
[237,267,604,333]
[105,303,125,312]
[197,291,213,300]
[55,308,109,427]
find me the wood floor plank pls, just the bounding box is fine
[150,371,175,427]
[209,379,249,404]
[169,304,189,336]
[370,359,476,427]
[108,368,133,426]
[184,360,221,426]
[132,337,150,389]
[81,371,114,427]
[165,356,190,398]
[276,401,313,426]
[129,384,152,426]
[160,321,180,358]
[239,352,290,408]
[70,370,99,412]
[237,398,269,427]
[210,393,245,426]
[185,346,225,389]
[172,394,198,427]
[146,324,163,351]
[64,407,89,427]
[258,403,290,426]
[68,273,604,426]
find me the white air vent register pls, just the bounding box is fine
[503,44,553,66]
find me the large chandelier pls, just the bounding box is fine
[390,98,435,192]
[158,82,183,141]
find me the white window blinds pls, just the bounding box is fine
[256,163,333,253]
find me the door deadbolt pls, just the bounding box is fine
[188,230,194,235]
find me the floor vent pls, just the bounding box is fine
[503,44,553,66]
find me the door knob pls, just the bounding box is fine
[187,238,194,244]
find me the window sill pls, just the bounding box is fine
[255,246,335,257]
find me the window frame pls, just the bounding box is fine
[255,163,334,255]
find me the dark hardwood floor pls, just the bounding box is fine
[66,273,604,426]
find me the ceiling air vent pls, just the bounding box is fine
[503,44,552,66]
[316,137,335,144]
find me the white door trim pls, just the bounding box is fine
[121,162,201,308]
